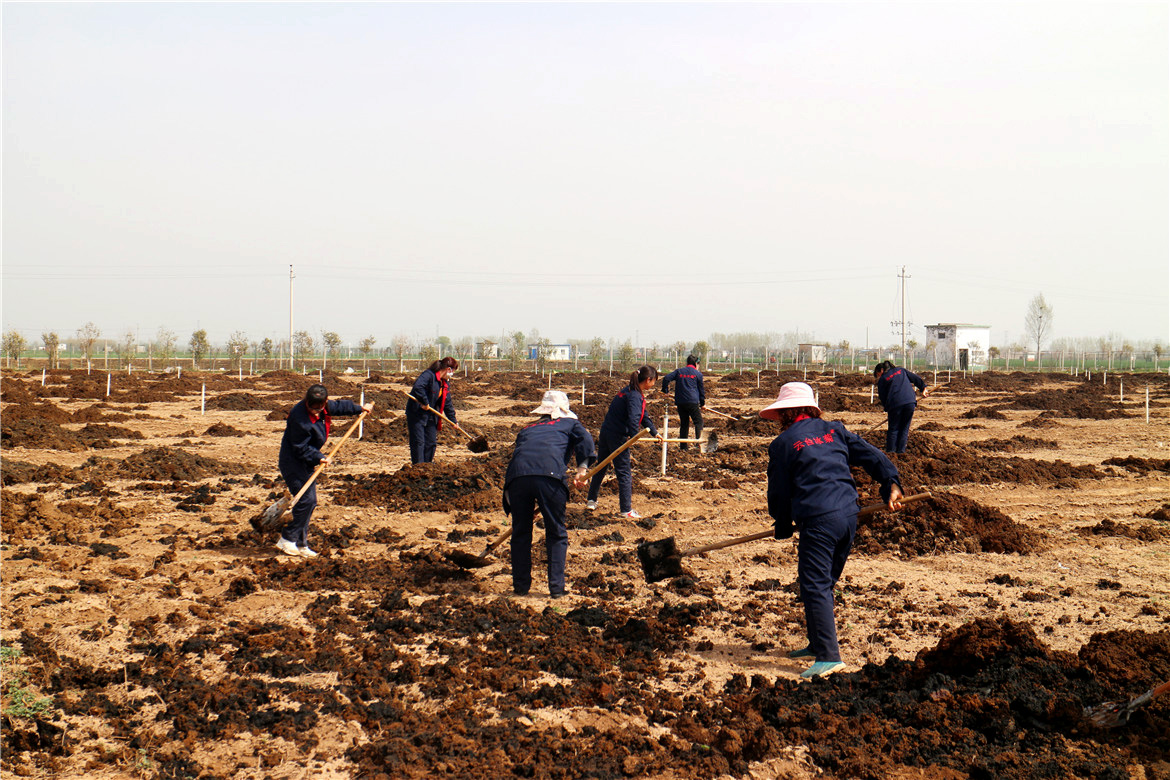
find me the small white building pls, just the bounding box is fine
[797,343,829,364]
[527,344,572,361]
[476,342,499,359]
[926,323,991,370]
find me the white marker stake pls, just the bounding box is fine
[41,369,46,386]
[178,366,181,379]
[661,412,669,476]
[106,373,111,397]
[1146,386,1150,424]
[582,381,586,406]
[201,384,206,415]
[1119,380,1123,403]
[359,389,365,440]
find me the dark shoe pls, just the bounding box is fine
[512,590,529,597]
[549,590,567,599]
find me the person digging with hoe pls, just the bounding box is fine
[406,356,459,464]
[762,382,904,678]
[276,383,373,558]
[586,365,659,518]
[873,360,927,454]
[503,390,596,598]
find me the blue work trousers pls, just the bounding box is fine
[885,403,916,454]
[280,472,317,546]
[586,433,633,513]
[507,476,569,595]
[676,403,703,448]
[407,414,438,464]
[797,507,857,663]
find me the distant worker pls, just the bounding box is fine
[661,355,706,450]
[406,357,459,464]
[762,382,904,678]
[586,366,659,518]
[873,361,927,454]
[277,384,373,558]
[503,391,596,598]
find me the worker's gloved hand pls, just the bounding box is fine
[774,519,794,540]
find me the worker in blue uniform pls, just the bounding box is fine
[873,360,927,454]
[406,357,459,464]
[586,366,659,519]
[661,355,706,449]
[277,383,372,558]
[504,390,596,598]
[762,382,904,678]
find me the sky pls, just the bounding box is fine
[3,2,1167,353]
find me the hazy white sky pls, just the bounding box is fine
[3,2,1167,351]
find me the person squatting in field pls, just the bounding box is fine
[873,360,927,454]
[660,355,706,450]
[586,365,659,519]
[762,382,904,678]
[503,390,596,598]
[277,383,372,558]
[405,357,459,464]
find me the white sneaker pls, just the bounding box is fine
[586,500,597,511]
[298,546,318,558]
[275,538,300,557]
[620,510,642,519]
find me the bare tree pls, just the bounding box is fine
[588,337,605,370]
[508,331,525,370]
[692,340,711,370]
[3,330,27,368]
[115,329,137,368]
[1024,293,1054,370]
[392,334,412,372]
[321,331,342,369]
[453,336,473,367]
[293,331,315,365]
[260,337,274,369]
[226,331,250,371]
[77,322,102,368]
[617,341,636,372]
[358,335,377,371]
[155,328,177,368]
[42,332,60,369]
[418,339,439,366]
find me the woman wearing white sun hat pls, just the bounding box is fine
[761,382,904,679]
[503,390,596,598]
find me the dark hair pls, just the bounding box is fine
[686,354,698,367]
[775,406,822,429]
[428,357,460,374]
[305,383,329,408]
[627,365,659,392]
[873,361,893,378]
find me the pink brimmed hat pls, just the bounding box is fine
[759,382,819,420]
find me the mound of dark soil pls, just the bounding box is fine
[202,392,274,411]
[333,454,510,512]
[880,432,1103,487]
[82,447,246,481]
[0,460,80,487]
[969,435,1059,452]
[855,492,1042,557]
[203,422,247,437]
[1077,518,1170,542]
[1001,384,1130,419]
[1103,457,1170,475]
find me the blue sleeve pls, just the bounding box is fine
[838,423,901,500]
[877,377,890,409]
[572,421,597,468]
[288,412,324,465]
[661,369,678,393]
[637,393,658,437]
[409,372,432,406]
[697,372,706,406]
[327,399,363,416]
[446,395,457,424]
[766,439,794,537]
[907,370,927,392]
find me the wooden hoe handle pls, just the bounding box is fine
[289,408,371,509]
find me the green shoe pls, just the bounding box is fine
[801,661,846,679]
[786,646,814,659]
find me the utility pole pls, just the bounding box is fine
[288,265,295,370]
[890,265,910,366]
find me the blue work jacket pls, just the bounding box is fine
[767,417,901,537]
[279,398,364,478]
[406,369,456,425]
[661,366,706,407]
[876,366,926,411]
[600,388,658,440]
[504,416,597,491]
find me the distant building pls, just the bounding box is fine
[476,342,499,359]
[797,343,830,364]
[926,323,991,370]
[527,344,572,361]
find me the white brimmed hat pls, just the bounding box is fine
[530,390,577,419]
[759,382,819,420]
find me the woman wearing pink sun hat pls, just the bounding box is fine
[762,382,904,679]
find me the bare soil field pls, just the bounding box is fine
[2,367,1169,780]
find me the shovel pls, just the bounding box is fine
[636,491,933,583]
[1085,680,1170,728]
[445,428,654,569]
[253,408,371,531]
[402,390,489,453]
[703,406,750,421]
